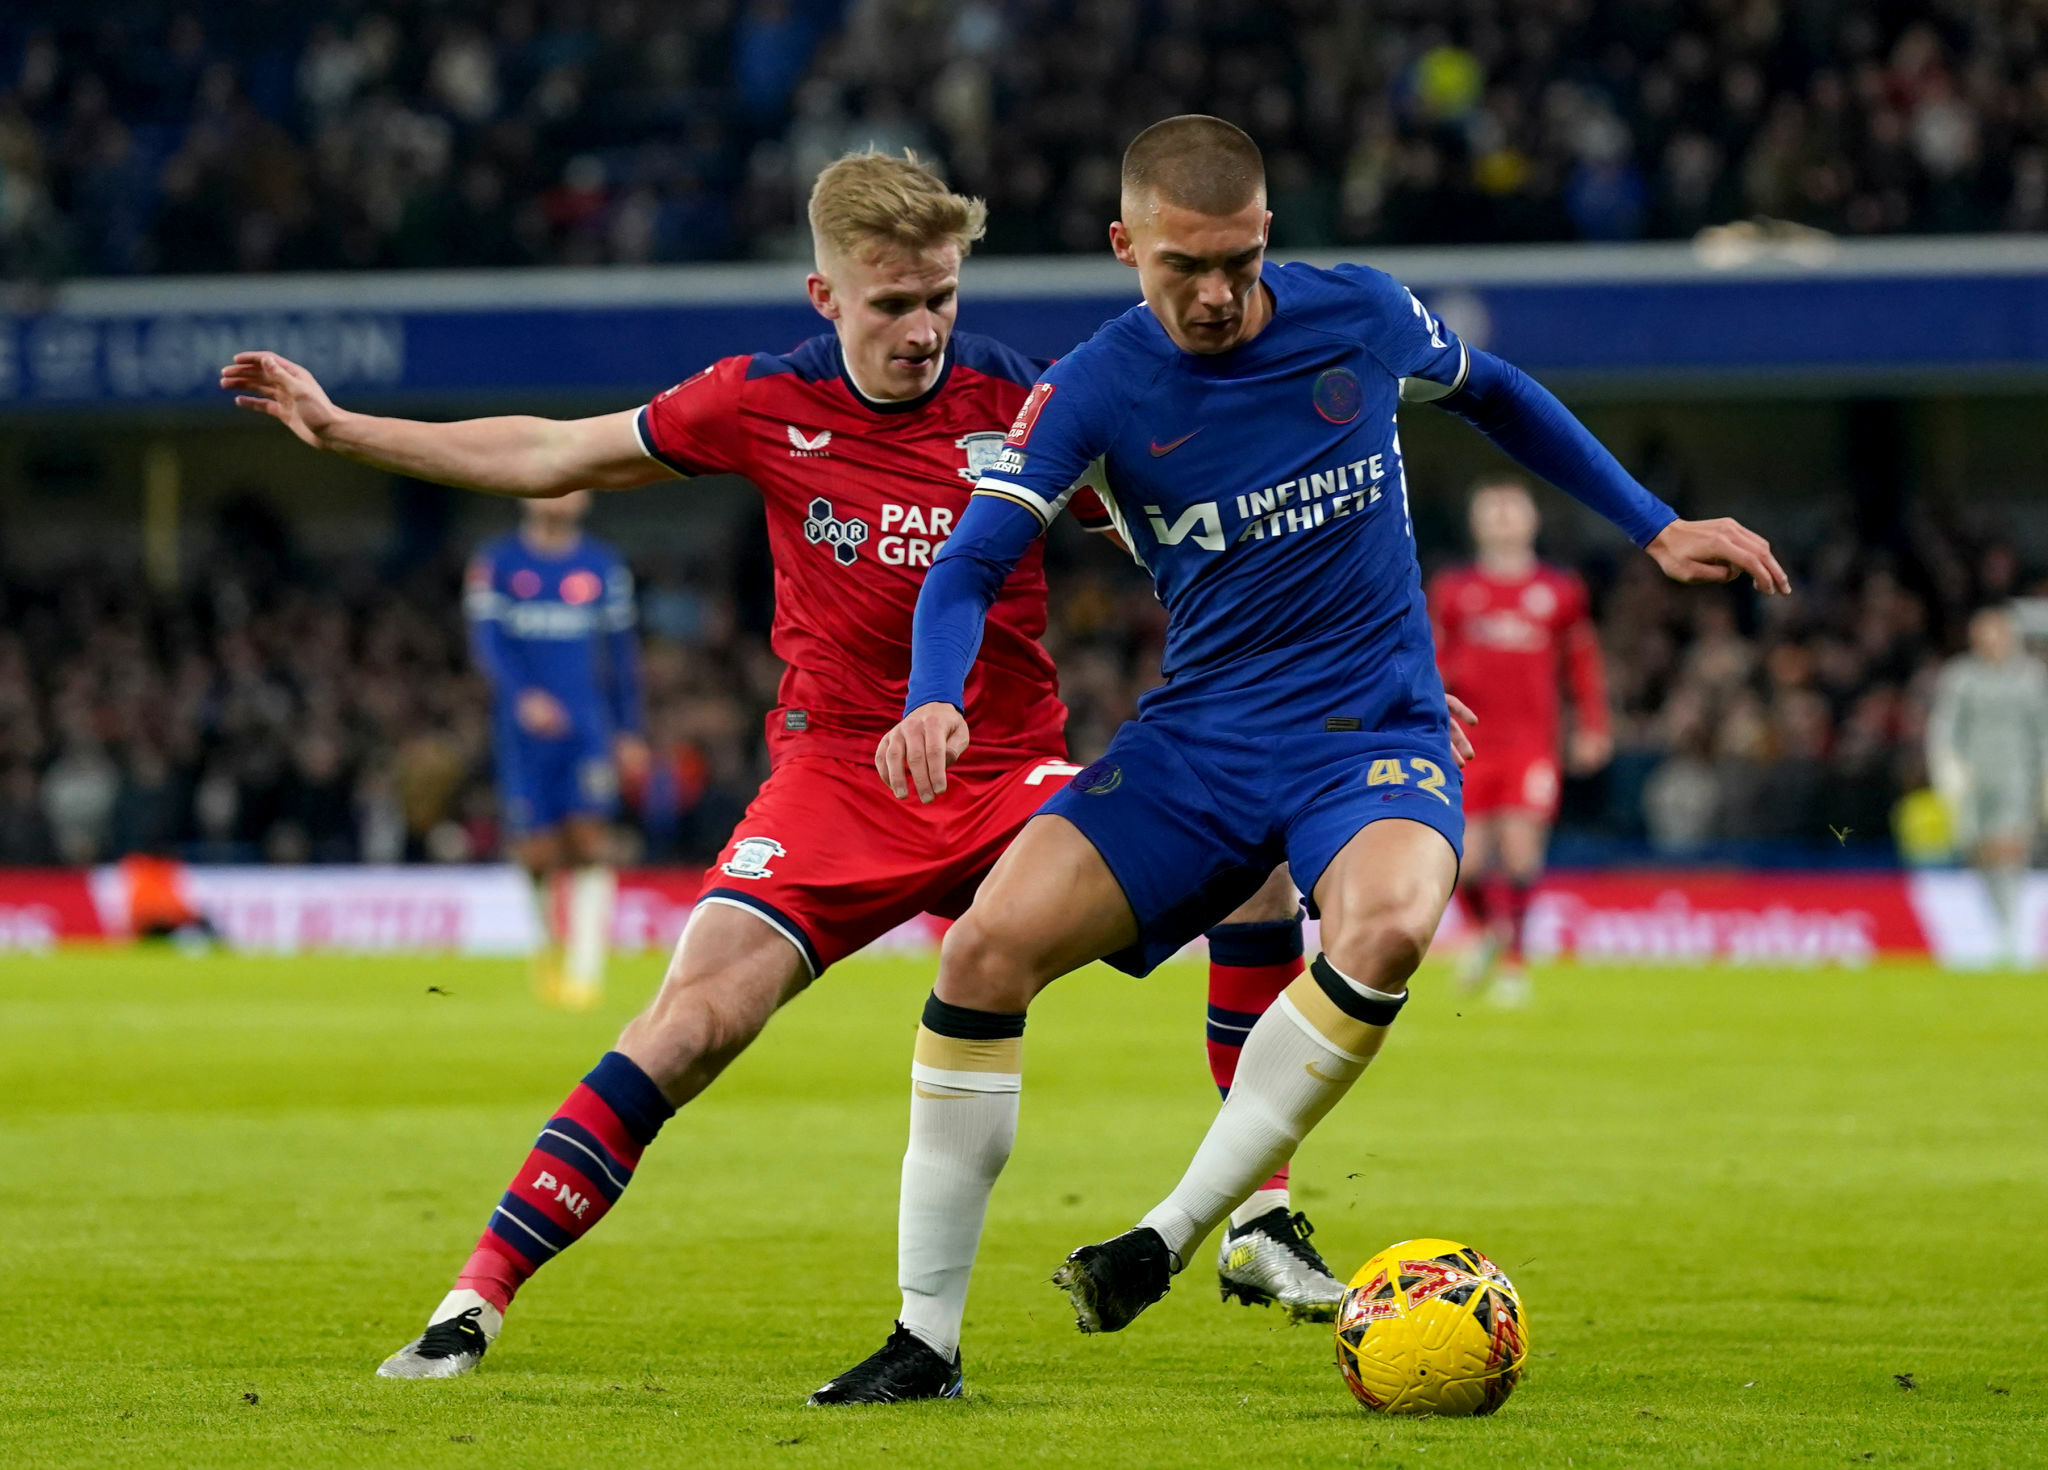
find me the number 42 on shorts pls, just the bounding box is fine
[1366,757,1450,804]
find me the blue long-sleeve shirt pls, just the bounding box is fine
[907,260,1675,731]
[465,530,642,738]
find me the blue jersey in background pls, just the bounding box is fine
[465,530,642,833]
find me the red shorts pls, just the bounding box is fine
[696,751,1083,975]
[1460,746,1561,820]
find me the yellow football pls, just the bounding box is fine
[1333,1237,1529,1416]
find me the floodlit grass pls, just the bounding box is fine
[3,946,2043,1468]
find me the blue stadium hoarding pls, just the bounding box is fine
[6,238,2048,408]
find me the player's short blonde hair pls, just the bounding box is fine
[807,149,987,266]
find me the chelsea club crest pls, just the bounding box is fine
[956,431,1006,483]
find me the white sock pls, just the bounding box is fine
[1229,1186,1291,1231]
[1982,865,2024,962]
[1141,957,1403,1267]
[564,866,615,992]
[896,1011,1023,1360]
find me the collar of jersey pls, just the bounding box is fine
[837,342,953,415]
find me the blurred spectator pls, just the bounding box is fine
[0,477,2037,869]
[6,2,2048,278]
[0,540,770,867]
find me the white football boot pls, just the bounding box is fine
[376,1289,502,1379]
[1216,1208,1346,1322]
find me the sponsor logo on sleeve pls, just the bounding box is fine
[1005,383,1055,445]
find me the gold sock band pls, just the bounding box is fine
[913,1025,1023,1075]
[1281,974,1391,1063]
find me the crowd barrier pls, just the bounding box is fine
[0,865,2026,968]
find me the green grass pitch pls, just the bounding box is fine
[4,948,2044,1468]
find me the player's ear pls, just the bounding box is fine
[806,271,839,321]
[1108,221,1137,268]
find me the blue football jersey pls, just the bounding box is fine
[465,530,642,738]
[973,260,1468,743]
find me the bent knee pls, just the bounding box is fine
[936,912,1042,1012]
[1321,900,1441,986]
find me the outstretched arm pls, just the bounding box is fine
[220,351,673,498]
[876,495,1044,803]
[1433,349,1789,594]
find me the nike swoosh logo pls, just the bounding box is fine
[1305,1059,1349,1083]
[1149,428,1203,456]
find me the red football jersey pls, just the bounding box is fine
[637,331,1104,767]
[1427,562,1608,751]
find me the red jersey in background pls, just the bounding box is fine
[1427,563,1608,818]
[637,330,1106,771]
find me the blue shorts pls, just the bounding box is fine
[495,723,619,835]
[1039,718,1463,976]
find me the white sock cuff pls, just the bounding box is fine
[896,1311,958,1360]
[1276,992,1375,1065]
[911,1062,1022,1095]
[1230,1186,1291,1230]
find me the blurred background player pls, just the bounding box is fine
[1927,604,2048,966]
[466,491,646,1006]
[1429,478,1610,1006]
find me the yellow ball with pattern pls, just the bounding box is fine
[1333,1238,1529,1416]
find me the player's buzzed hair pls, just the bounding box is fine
[808,149,987,265]
[1121,115,1266,216]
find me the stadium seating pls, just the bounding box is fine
[3,1,2044,276]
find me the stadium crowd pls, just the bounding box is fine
[3,1,2045,279]
[0,500,2029,868]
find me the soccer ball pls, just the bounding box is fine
[1333,1238,1529,1416]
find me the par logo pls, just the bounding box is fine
[803,497,870,566]
[722,835,785,879]
[787,425,832,456]
[955,431,1007,482]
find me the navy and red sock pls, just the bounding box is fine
[456,1050,675,1312]
[1206,914,1305,1201]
